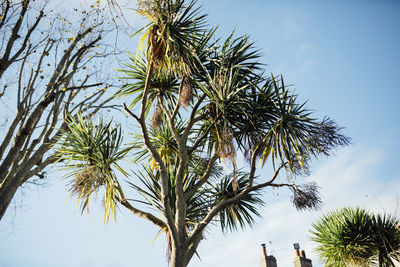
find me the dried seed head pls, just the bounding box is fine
[137,0,157,17]
[179,76,192,107]
[69,166,104,197]
[218,129,235,159]
[292,182,322,211]
[232,170,239,193]
[149,26,167,71]
[152,105,163,129]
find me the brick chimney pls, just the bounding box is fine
[260,243,277,267]
[293,244,312,267]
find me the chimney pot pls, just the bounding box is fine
[294,245,313,267]
[260,243,277,267]
[261,243,267,257]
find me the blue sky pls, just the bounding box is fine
[1,1,400,267]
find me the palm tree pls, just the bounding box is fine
[55,1,350,266]
[371,213,400,266]
[311,207,400,267]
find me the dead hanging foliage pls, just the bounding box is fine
[231,162,238,193]
[69,166,105,198]
[218,128,235,159]
[137,0,160,19]
[137,1,172,74]
[152,103,163,129]
[217,128,239,192]
[149,24,167,72]
[179,75,192,107]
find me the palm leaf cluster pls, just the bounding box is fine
[116,55,179,115]
[133,17,350,173]
[130,120,183,169]
[200,70,350,174]
[136,0,207,77]
[311,207,400,267]
[55,114,130,222]
[211,172,264,232]
[129,120,264,234]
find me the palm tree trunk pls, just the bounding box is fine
[170,247,187,267]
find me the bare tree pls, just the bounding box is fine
[0,0,118,220]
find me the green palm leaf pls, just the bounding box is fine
[311,207,400,267]
[311,207,374,266]
[372,214,400,266]
[55,113,130,223]
[259,75,350,173]
[210,172,265,233]
[115,54,179,113]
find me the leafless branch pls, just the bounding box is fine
[0,0,120,220]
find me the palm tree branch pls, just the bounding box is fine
[156,94,189,240]
[182,94,206,142]
[187,112,222,155]
[119,198,166,229]
[171,79,183,121]
[122,63,178,245]
[250,163,286,191]
[184,153,219,199]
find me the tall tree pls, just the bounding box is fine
[55,1,350,266]
[0,0,117,220]
[311,207,400,267]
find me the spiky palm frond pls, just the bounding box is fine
[311,207,400,267]
[55,114,130,223]
[195,72,245,187]
[198,68,259,158]
[136,0,208,77]
[115,54,179,112]
[209,172,265,233]
[189,26,218,78]
[128,166,163,212]
[130,118,185,169]
[259,75,350,173]
[372,214,400,266]
[204,32,262,84]
[311,207,375,266]
[199,47,349,173]
[193,32,265,160]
